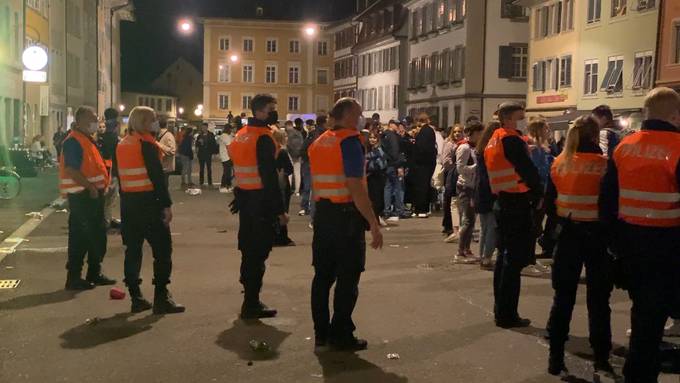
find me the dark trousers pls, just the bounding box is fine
[547,221,612,357]
[442,170,455,231]
[66,191,107,278]
[311,200,366,340]
[238,191,275,307]
[199,156,213,185]
[494,195,533,322]
[620,225,680,383]
[367,172,386,219]
[456,184,476,253]
[412,164,435,214]
[300,160,311,212]
[221,160,233,188]
[121,197,172,287]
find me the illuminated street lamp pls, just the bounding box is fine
[178,107,185,114]
[230,54,239,63]
[194,108,203,117]
[178,19,193,34]
[304,25,317,37]
[118,104,126,112]
[22,46,48,83]
[197,104,204,110]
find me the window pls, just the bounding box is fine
[218,63,229,82]
[554,2,562,34]
[637,0,656,11]
[559,55,572,87]
[675,24,680,64]
[562,0,574,30]
[411,8,420,39]
[242,64,253,83]
[450,46,465,82]
[242,95,252,110]
[289,64,300,84]
[288,96,299,111]
[532,61,546,91]
[265,65,277,83]
[501,0,526,19]
[545,58,559,91]
[584,59,599,95]
[437,0,447,29]
[317,41,328,56]
[219,37,230,51]
[512,45,528,79]
[218,94,229,110]
[165,99,172,112]
[266,39,277,53]
[289,40,300,53]
[612,0,627,17]
[243,38,254,52]
[600,56,623,93]
[317,69,328,85]
[541,6,549,37]
[632,52,653,89]
[587,0,601,23]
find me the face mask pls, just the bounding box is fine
[87,122,99,135]
[266,110,279,125]
[150,121,160,133]
[357,115,366,131]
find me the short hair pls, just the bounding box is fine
[464,120,484,135]
[316,115,327,126]
[250,94,276,115]
[75,106,96,125]
[305,119,315,125]
[465,115,480,124]
[104,107,119,121]
[330,97,359,120]
[371,113,381,121]
[294,118,304,126]
[158,115,168,129]
[416,112,430,124]
[644,87,680,121]
[592,105,614,122]
[497,102,525,122]
[128,106,156,132]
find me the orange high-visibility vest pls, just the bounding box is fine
[228,126,276,190]
[116,132,160,193]
[484,127,530,195]
[551,153,607,222]
[309,128,361,204]
[59,130,109,195]
[614,130,680,227]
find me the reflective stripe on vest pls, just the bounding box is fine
[228,126,277,190]
[484,128,530,195]
[116,133,156,193]
[309,129,360,203]
[614,130,680,227]
[58,130,109,195]
[551,153,607,222]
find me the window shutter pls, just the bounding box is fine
[498,46,514,78]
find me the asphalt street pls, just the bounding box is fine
[0,170,678,383]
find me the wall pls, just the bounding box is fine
[656,0,680,89]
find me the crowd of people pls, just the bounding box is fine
[54,86,680,383]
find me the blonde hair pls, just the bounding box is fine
[557,116,600,164]
[272,128,287,146]
[128,106,156,133]
[644,87,680,121]
[448,124,462,140]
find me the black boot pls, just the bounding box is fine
[153,286,185,314]
[594,352,614,374]
[240,301,278,319]
[128,285,152,313]
[86,272,117,286]
[548,346,567,376]
[65,271,95,291]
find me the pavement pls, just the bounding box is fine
[0,166,679,383]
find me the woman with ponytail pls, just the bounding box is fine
[544,116,614,376]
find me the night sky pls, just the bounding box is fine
[121,0,355,92]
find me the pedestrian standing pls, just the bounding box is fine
[475,121,501,270]
[544,116,612,375]
[485,102,543,329]
[287,119,304,195]
[272,129,295,247]
[309,97,383,352]
[300,115,327,217]
[156,117,176,188]
[366,130,387,221]
[116,106,184,314]
[101,108,122,229]
[229,94,287,319]
[59,106,115,290]
[411,113,438,218]
[382,120,407,222]
[178,126,194,187]
[526,118,555,262]
[592,105,621,158]
[53,125,67,158]
[600,88,680,383]
[218,125,234,193]
[454,121,483,262]
[441,125,464,240]
[196,124,217,188]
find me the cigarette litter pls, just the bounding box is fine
[387,353,400,360]
[185,188,202,196]
[25,212,44,219]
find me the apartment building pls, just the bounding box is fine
[656,0,680,91]
[151,57,203,121]
[120,91,178,121]
[406,0,530,126]
[0,0,24,153]
[202,17,334,125]
[24,0,50,142]
[329,18,358,102]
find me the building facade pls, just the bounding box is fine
[151,57,203,121]
[353,0,409,122]
[406,0,530,126]
[202,18,334,125]
[0,0,24,154]
[24,0,49,143]
[330,18,358,102]
[656,0,680,91]
[120,91,178,121]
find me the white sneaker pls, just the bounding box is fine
[379,217,388,227]
[665,320,680,337]
[308,222,314,229]
[386,216,400,223]
[298,209,307,216]
[444,233,459,243]
[219,187,229,193]
[417,213,429,218]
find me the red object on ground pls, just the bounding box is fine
[109,287,126,300]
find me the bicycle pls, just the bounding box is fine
[0,167,21,199]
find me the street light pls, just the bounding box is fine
[197,104,204,110]
[178,107,185,114]
[230,54,239,63]
[178,19,193,34]
[194,108,203,117]
[22,46,48,83]
[304,25,317,37]
[118,104,125,112]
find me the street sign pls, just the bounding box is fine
[23,70,47,83]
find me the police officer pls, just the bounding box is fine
[309,98,383,352]
[116,106,184,314]
[484,102,542,328]
[229,94,287,319]
[600,87,680,383]
[60,106,116,290]
[544,116,612,375]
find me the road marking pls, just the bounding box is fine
[0,197,63,264]
[15,246,68,253]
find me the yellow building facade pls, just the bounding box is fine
[25,0,50,141]
[202,18,334,124]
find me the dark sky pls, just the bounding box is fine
[121,0,355,92]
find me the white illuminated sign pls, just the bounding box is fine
[22,46,48,71]
[23,70,47,83]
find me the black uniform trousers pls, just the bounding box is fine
[619,224,680,383]
[547,220,612,357]
[66,190,107,278]
[237,190,275,307]
[494,193,533,322]
[311,199,366,341]
[120,194,172,287]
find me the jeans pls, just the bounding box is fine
[179,155,192,185]
[221,160,233,188]
[199,156,213,185]
[383,166,405,217]
[456,185,476,254]
[478,212,497,260]
[300,160,311,212]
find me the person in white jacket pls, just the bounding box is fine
[156,117,176,188]
[218,126,234,193]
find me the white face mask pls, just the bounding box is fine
[150,121,160,133]
[87,122,99,134]
[357,115,366,131]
